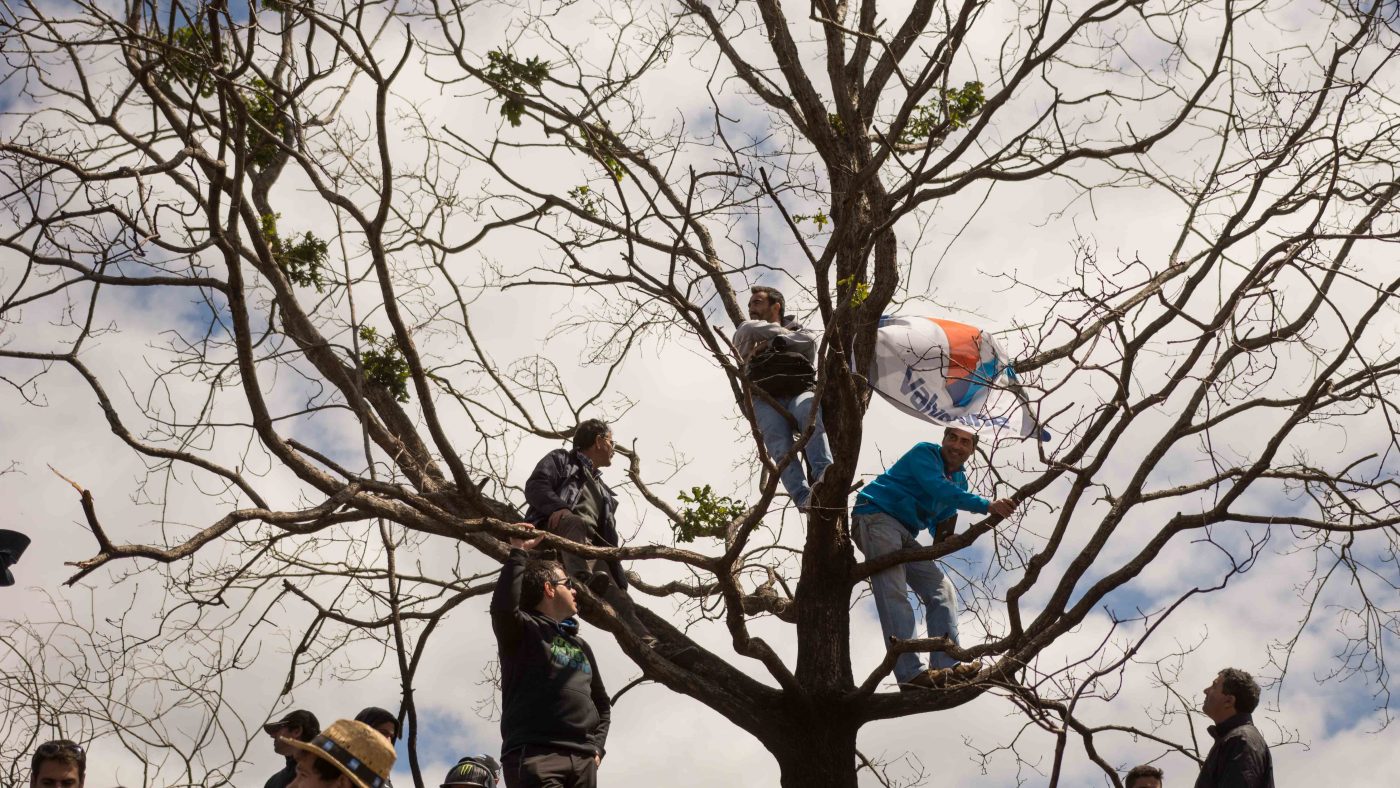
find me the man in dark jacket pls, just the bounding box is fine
[733,286,832,511]
[261,709,319,788]
[492,525,611,788]
[524,419,652,642]
[1195,668,1275,788]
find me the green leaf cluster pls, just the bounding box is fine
[674,485,748,543]
[260,214,327,292]
[358,326,412,403]
[837,274,871,307]
[793,212,830,230]
[485,49,549,127]
[900,81,985,145]
[243,77,288,170]
[568,185,602,215]
[164,25,217,97]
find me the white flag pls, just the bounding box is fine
[869,316,1047,440]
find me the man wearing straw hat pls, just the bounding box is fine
[284,719,396,788]
[492,525,611,787]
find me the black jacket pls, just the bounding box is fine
[1194,713,1275,788]
[491,548,611,757]
[264,758,295,788]
[523,448,626,587]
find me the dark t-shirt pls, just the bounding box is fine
[572,470,605,533]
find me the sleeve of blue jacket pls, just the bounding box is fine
[916,447,992,516]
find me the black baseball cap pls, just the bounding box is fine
[441,755,498,788]
[263,709,321,740]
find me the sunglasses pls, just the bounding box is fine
[36,742,84,758]
[548,577,576,591]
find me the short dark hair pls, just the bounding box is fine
[520,558,565,609]
[572,419,611,452]
[750,285,785,314]
[1218,667,1261,714]
[1125,764,1164,787]
[31,740,85,785]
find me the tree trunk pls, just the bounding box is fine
[769,707,860,788]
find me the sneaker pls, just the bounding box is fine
[905,668,949,690]
[950,661,981,680]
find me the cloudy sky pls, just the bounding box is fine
[4,0,1400,786]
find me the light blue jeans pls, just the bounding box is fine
[852,511,961,681]
[753,390,833,507]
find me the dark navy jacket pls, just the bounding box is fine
[523,448,626,587]
[1194,713,1275,788]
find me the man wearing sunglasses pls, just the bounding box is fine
[491,524,611,787]
[29,740,84,788]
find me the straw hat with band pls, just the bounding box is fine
[285,719,396,788]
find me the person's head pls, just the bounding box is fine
[940,426,979,470]
[352,707,397,743]
[1125,764,1164,788]
[264,709,321,757]
[748,286,785,323]
[440,755,500,788]
[285,720,395,788]
[30,740,84,788]
[573,419,615,469]
[1203,668,1261,723]
[519,557,577,619]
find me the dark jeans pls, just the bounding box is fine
[550,514,651,638]
[503,745,598,788]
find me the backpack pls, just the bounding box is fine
[747,347,816,398]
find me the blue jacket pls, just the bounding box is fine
[853,442,990,535]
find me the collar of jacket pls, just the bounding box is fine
[1207,712,1253,740]
[572,449,598,475]
[530,609,582,636]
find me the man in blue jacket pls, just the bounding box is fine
[853,427,1016,690]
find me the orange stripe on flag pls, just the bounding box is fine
[925,318,982,380]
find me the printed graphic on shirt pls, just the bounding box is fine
[548,636,592,674]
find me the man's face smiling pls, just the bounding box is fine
[941,428,977,470]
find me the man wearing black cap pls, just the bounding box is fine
[263,709,320,788]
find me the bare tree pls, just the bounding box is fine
[3,1,1399,786]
